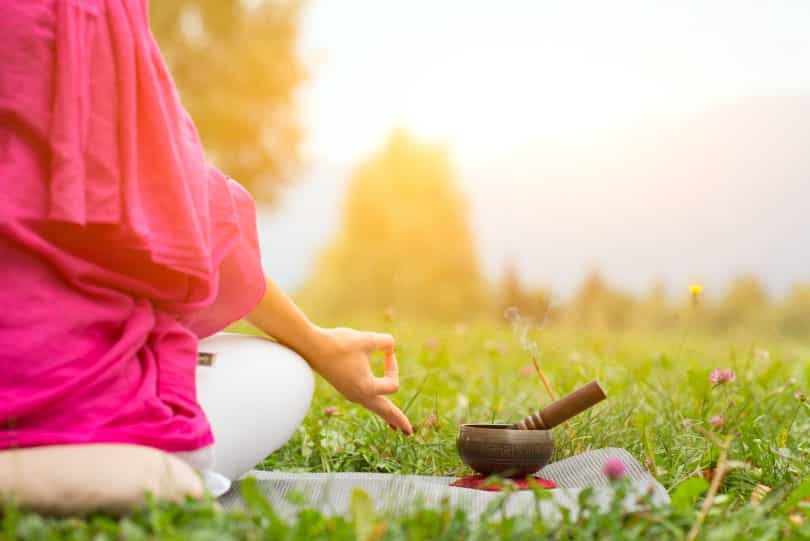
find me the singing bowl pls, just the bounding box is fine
[457,424,554,478]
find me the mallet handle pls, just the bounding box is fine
[512,380,606,430]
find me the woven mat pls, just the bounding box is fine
[219,448,669,520]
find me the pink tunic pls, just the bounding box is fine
[0,1,265,452]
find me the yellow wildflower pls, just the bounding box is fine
[690,284,703,307]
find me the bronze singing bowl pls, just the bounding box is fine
[456,424,554,478]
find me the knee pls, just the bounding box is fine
[195,333,315,480]
[197,332,314,414]
[267,341,315,417]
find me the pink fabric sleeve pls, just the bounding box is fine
[0,0,267,454]
[184,175,266,339]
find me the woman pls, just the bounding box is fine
[0,1,412,496]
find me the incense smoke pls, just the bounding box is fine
[504,306,539,358]
[504,302,555,358]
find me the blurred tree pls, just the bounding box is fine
[634,279,678,330]
[298,131,486,320]
[569,269,635,331]
[498,261,552,323]
[712,275,770,330]
[779,283,810,336]
[569,270,607,329]
[150,0,306,201]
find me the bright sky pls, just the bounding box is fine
[261,0,810,297]
[298,0,810,165]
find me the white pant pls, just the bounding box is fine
[183,333,314,489]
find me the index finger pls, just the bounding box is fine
[364,395,413,435]
[372,348,400,394]
[365,332,394,353]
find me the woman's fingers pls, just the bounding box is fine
[366,331,399,394]
[366,332,394,353]
[351,330,410,433]
[373,375,399,395]
[364,395,413,435]
[372,349,400,394]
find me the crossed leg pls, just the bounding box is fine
[193,333,314,482]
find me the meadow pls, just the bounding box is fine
[4,2,808,538]
[5,316,808,540]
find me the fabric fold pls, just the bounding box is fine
[1,0,249,282]
[0,0,266,454]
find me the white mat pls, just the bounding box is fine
[219,448,669,521]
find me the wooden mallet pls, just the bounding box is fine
[512,380,607,430]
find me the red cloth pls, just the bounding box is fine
[451,475,557,491]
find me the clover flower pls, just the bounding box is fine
[709,368,735,385]
[710,415,725,427]
[603,458,626,481]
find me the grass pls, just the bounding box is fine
[3,318,809,539]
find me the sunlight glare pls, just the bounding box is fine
[400,47,669,159]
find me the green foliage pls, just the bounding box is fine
[260,320,809,537]
[298,131,487,320]
[491,269,810,338]
[149,0,306,201]
[6,323,810,539]
[671,478,709,512]
[4,476,808,540]
[350,489,375,541]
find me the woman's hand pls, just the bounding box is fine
[246,275,412,434]
[306,327,413,435]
